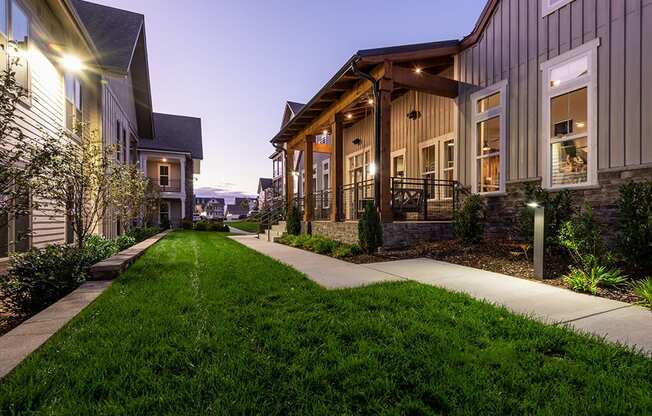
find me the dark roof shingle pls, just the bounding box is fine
[71,0,144,72]
[139,113,203,159]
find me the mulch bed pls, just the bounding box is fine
[345,240,642,305]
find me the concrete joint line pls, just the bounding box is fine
[556,305,633,325]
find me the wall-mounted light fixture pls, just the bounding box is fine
[346,113,353,120]
[352,138,362,146]
[406,110,422,120]
[61,54,83,72]
[322,129,328,136]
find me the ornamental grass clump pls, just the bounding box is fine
[632,278,652,308]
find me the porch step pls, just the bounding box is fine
[258,228,285,242]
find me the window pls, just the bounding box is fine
[322,160,330,208]
[0,0,6,36]
[421,144,437,182]
[159,202,169,225]
[312,164,317,193]
[542,0,575,17]
[115,121,121,161]
[159,164,169,186]
[348,149,370,184]
[65,73,82,131]
[471,81,507,194]
[9,0,28,89]
[391,149,405,178]
[541,38,598,188]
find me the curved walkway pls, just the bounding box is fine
[231,235,652,355]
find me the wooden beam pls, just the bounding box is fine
[287,64,386,150]
[330,114,343,221]
[379,61,393,223]
[304,136,314,222]
[392,66,459,98]
[313,143,332,154]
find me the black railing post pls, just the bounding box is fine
[354,182,359,219]
[423,177,428,221]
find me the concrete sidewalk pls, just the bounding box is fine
[231,236,652,354]
[230,235,401,289]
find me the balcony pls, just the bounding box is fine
[150,178,182,193]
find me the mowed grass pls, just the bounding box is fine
[1,231,651,415]
[227,220,258,233]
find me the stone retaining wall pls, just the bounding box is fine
[311,221,359,245]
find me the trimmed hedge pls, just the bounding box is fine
[278,234,362,258]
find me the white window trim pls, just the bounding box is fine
[322,158,330,207]
[542,0,575,17]
[159,163,170,186]
[346,146,372,184]
[390,148,406,177]
[540,38,599,189]
[471,80,508,195]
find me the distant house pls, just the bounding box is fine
[226,198,255,220]
[195,197,225,220]
[257,178,273,210]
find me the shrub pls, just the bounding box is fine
[0,245,86,315]
[332,243,363,259]
[194,221,208,231]
[181,219,194,230]
[127,226,161,242]
[563,264,627,295]
[115,235,136,251]
[83,235,118,267]
[286,203,302,236]
[208,222,229,232]
[358,202,382,254]
[517,184,573,249]
[453,194,485,244]
[632,278,652,308]
[617,181,652,274]
[304,236,336,254]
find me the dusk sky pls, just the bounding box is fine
[95,0,485,196]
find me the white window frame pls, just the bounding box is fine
[159,163,170,187]
[540,38,599,189]
[441,137,455,182]
[322,159,330,208]
[346,146,371,185]
[542,0,575,17]
[391,148,406,178]
[471,80,508,195]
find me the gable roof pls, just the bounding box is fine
[70,0,143,73]
[140,113,203,159]
[258,178,273,192]
[287,101,305,116]
[281,101,305,127]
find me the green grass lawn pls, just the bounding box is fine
[1,231,651,415]
[227,220,259,233]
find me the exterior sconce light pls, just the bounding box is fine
[161,158,167,162]
[61,54,83,72]
[367,98,374,105]
[352,138,362,146]
[414,67,422,74]
[346,113,353,119]
[368,163,377,176]
[407,110,422,120]
[528,201,545,279]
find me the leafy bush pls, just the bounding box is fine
[0,245,86,315]
[453,194,485,244]
[208,222,229,232]
[181,219,194,230]
[303,235,337,254]
[564,264,627,295]
[358,202,383,254]
[332,243,363,259]
[517,184,573,250]
[194,221,208,231]
[127,226,161,242]
[278,234,361,258]
[286,203,302,236]
[115,235,136,251]
[83,235,118,267]
[632,278,652,308]
[617,181,652,274]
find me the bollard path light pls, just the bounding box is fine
[527,201,545,279]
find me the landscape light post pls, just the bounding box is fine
[528,201,545,279]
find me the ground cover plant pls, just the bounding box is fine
[278,234,362,258]
[1,231,651,415]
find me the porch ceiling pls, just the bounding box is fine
[271,40,460,146]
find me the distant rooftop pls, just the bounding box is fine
[140,113,203,159]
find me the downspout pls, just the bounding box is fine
[350,60,381,209]
[272,141,289,200]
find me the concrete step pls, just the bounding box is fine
[258,229,284,242]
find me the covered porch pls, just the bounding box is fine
[273,41,462,244]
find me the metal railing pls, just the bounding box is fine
[150,178,182,193]
[256,195,287,237]
[391,177,456,221]
[337,180,375,221]
[311,189,331,221]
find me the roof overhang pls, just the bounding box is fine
[269,40,460,146]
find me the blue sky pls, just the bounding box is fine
[95,0,486,195]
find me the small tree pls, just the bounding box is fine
[108,163,150,234]
[453,194,485,244]
[0,63,58,243]
[286,203,301,235]
[358,202,383,254]
[42,127,116,249]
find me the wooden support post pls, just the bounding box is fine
[330,114,343,221]
[304,136,314,222]
[379,61,393,223]
[285,148,295,209]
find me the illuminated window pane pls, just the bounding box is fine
[393,154,405,177]
[477,155,500,193]
[551,87,587,138]
[476,91,500,113]
[421,145,436,174]
[444,140,454,169]
[477,116,500,156]
[550,56,588,88]
[551,137,588,185]
[11,1,27,46]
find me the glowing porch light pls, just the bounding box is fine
[322,130,328,135]
[162,158,168,162]
[414,67,422,74]
[61,54,83,72]
[368,163,377,176]
[346,113,353,119]
[551,79,561,87]
[367,98,374,105]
